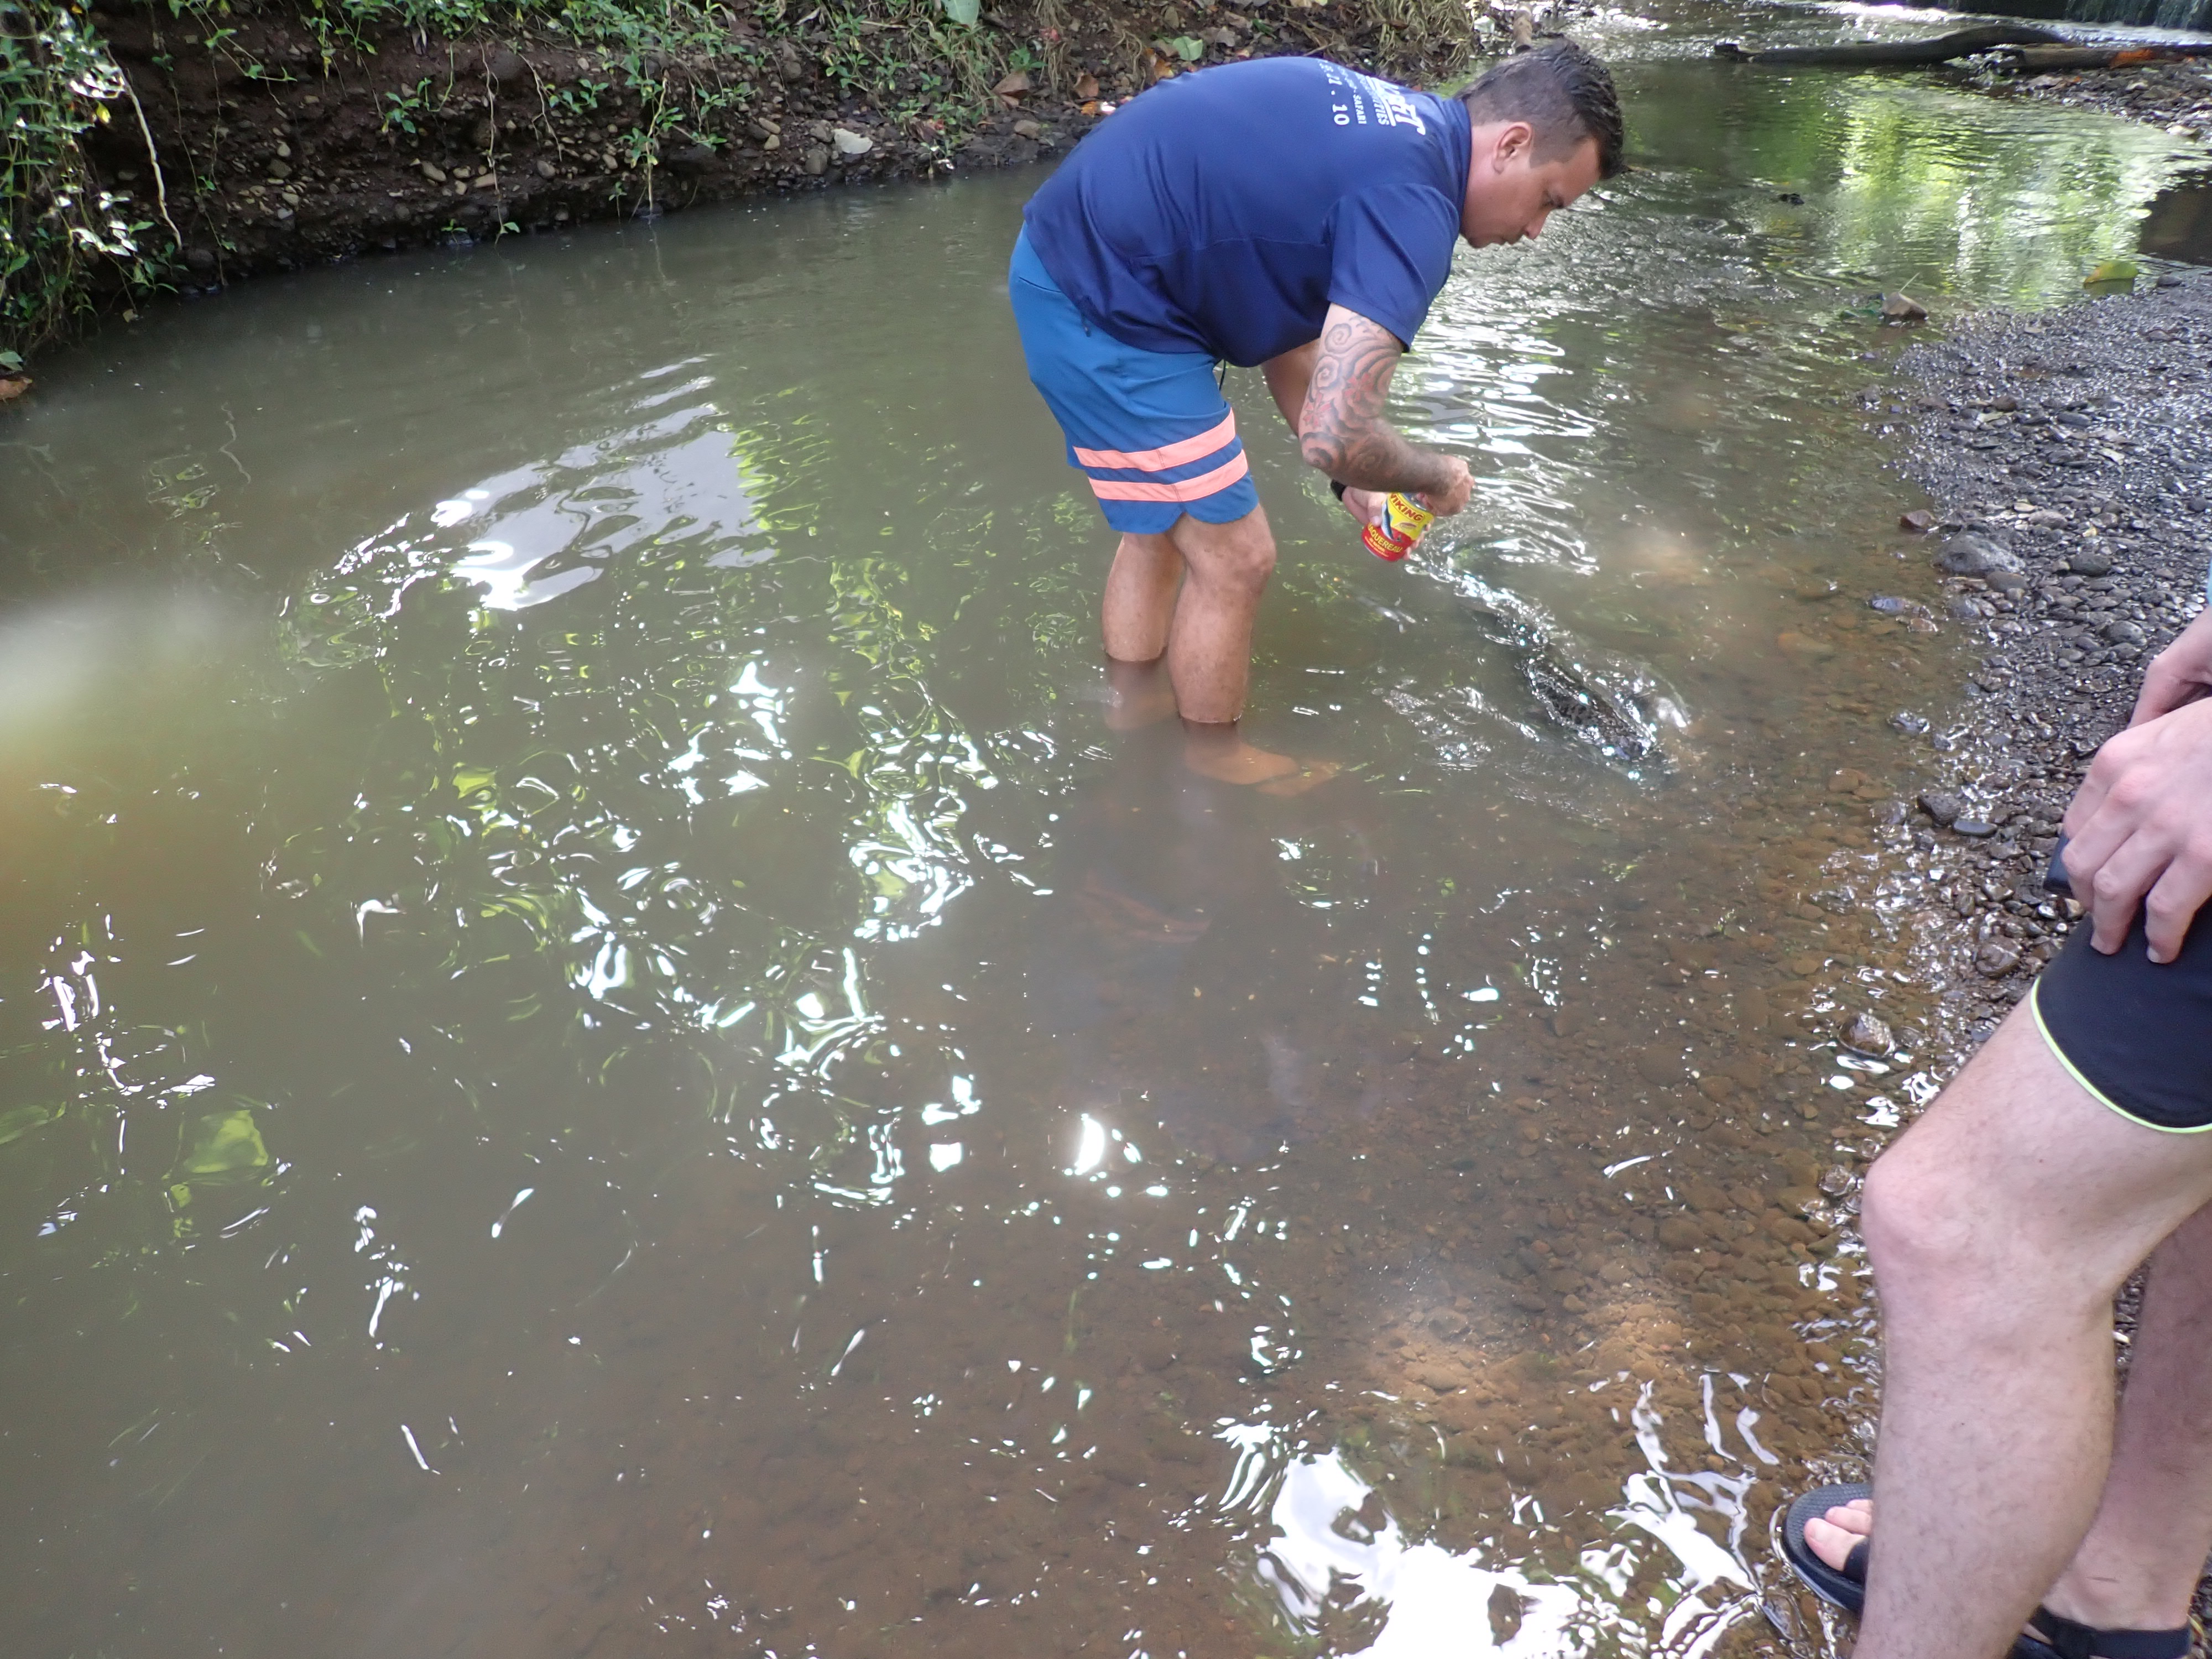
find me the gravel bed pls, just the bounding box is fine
[1976,54,2212,143]
[1890,271,2212,1040]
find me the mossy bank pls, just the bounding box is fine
[1,0,1514,379]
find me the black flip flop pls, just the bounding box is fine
[2016,1606,2192,1659]
[1782,1488,2191,1659]
[1781,1482,1870,1614]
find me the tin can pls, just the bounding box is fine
[1360,492,1434,562]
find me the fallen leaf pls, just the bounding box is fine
[993,69,1031,98]
[2084,259,2138,286]
[1074,72,1099,100]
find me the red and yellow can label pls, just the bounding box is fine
[1360,492,1434,561]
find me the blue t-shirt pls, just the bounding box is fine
[1021,57,1471,367]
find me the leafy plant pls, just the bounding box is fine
[380,74,435,133]
[1,1,180,362]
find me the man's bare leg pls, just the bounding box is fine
[1808,1198,2212,1640]
[1100,654,1176,732]
[1102,531,1183,664]
[1097,509,1336,787]
[1163,506,1327,788]
[1097,533,1183,731]
[1162,505,1274,727]
[1812,1006,2212,1659]
[2040,1198,2212,1634]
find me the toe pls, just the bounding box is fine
[1823,1498,1873,1538]
[1803,1515,1860,1572]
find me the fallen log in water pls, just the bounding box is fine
[1713,24,2062,65]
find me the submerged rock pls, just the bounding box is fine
[1840,1012,1893,1056]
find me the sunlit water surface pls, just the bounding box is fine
[2,7,2204,1656]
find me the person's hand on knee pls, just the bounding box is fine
[2063,696,2212,963]
[2132,607,2212,727]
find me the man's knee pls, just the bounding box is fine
[1180,513,1276,593]
[1860,1138,1996,1294]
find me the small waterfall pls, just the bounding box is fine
[2064,0,2212,30]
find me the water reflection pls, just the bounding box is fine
[0,6,2193,1654]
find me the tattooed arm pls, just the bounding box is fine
[1294,305,1472,515]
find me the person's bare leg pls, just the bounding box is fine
[1101,653,1176,732]
[1162,506,1335,790]
[2038,1198,2212,1634]
[1163,506,1274,728]
[1807,1200,2212,1640]
[1101,531,1182,664]
[1822,1005,2212,1659]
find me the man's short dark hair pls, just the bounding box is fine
[1459,39,1625,180]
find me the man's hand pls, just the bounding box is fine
[1339,487,1385,529]
[1296,305,1472,514]
[2062,694,2212,962]
[2132,606,2212,726]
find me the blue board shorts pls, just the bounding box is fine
[1009,229,1261,535]
[2031,839,2212,1130]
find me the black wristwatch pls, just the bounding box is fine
[1329,479,1348,500]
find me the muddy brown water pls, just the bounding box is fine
[2,9,2205,1656]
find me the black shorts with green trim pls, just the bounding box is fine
[2032,906,2212,1133]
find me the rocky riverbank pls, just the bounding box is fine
[1890,274,2211,1040]
[1973,48,2212,144]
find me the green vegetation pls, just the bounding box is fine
[2,1,169,366]
[2,0,1485,369]
[0,0,1042,368]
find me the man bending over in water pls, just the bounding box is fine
[1010,41,1624,788]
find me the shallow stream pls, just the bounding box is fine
[3,6,2206,1656]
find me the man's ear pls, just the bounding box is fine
[1489,120,1536,169]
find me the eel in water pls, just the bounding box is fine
[1449,580,1680,767]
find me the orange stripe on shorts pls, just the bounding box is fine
[1087,450,1251,503]
[1072,411,1239,473]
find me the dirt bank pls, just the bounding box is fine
[25,0,1506,342]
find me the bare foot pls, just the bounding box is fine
[1257,759,1342,797]
[1182,734,1302,787]
[1180,732,1341,795]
